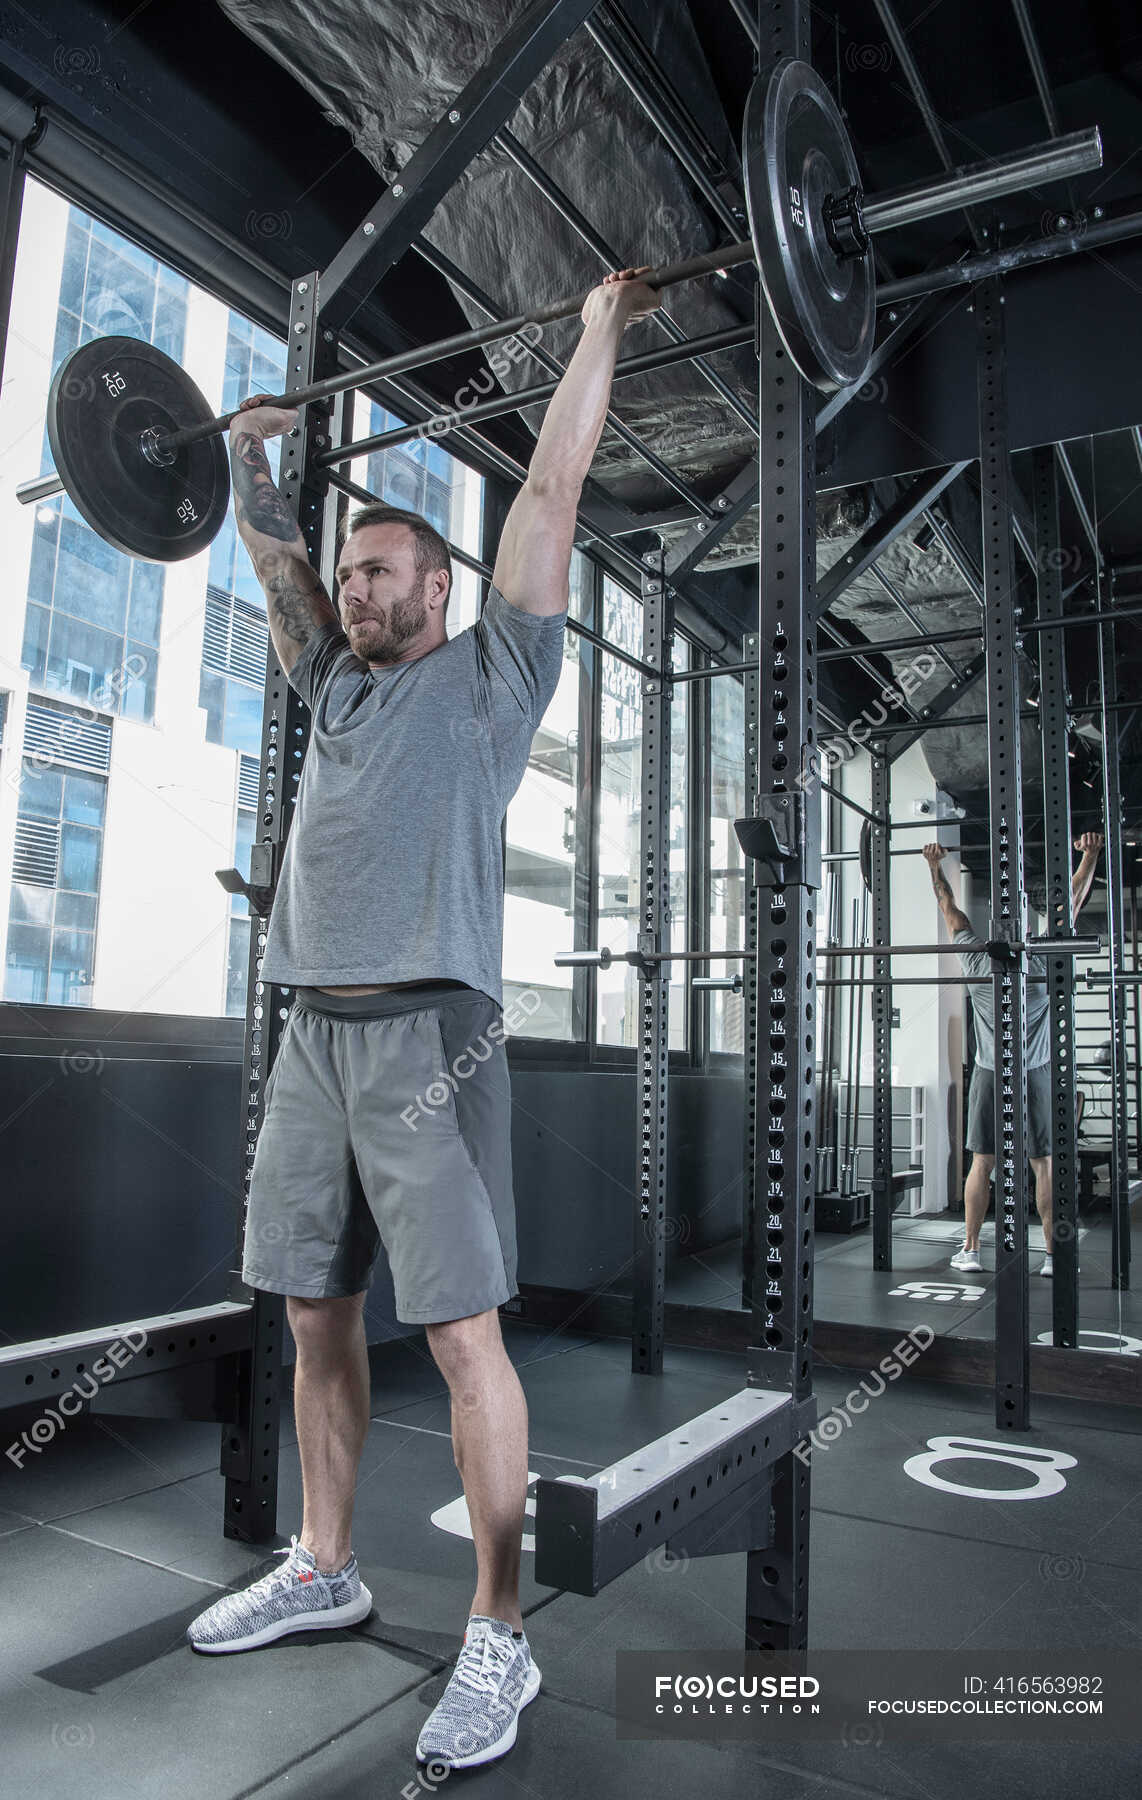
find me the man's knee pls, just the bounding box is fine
[286,1290,368,1353]
[425,1307,503,1380]
[969,1153,995,1177]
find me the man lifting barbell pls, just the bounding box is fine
[185,266,660,1772]
[923,836,1103,1278]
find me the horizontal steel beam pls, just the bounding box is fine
[819,975,993,987]
[0,1302,255,1410]
[817,624,981,661]
[814,463,971,623]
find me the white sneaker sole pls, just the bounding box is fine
[188,1582,373,1653]
[417,1658,542,1769]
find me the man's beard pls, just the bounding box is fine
[345,575,429,663]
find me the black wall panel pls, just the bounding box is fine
[1,1048,745,1352]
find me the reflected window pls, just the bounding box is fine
[596,578,690,1050]
[225,802,257,1017]
[709,671,746,1053]
[503,628,581,1040]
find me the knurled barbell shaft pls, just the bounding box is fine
[155,243,756,457]
[16,120,1102,507]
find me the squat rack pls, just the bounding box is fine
[3,0,1139,1664]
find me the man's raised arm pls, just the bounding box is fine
[923,844,972,936]
[492,268,659,618]
[1071,831,1104,920]
[228,395,340,677]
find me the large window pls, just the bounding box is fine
[0,181,736,1049]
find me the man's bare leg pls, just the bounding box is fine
[962,1152,994,1253]
[288,1292,371,1571]
[426,1310,528,1633]
[1031,1155,1053,1255]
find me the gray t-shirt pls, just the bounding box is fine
[259,584,567,1006]
[953,929,1050,1070]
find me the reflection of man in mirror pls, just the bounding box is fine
[923,835,1103,1278]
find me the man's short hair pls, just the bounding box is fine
[338,502,453,616]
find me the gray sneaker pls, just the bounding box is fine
[950,1246,983,1273]
[187,1534,372,1653]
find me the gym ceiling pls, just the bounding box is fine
[5,0,1142,884]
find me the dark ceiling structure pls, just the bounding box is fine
[4,0,1142,888]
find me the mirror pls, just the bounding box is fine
[659,423,1142,1363]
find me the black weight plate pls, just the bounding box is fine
[744,57,876,393]
[46,335,230,563]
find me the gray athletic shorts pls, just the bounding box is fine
[966,1063,1052,1158]
[241,981,518,1324]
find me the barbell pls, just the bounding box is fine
[17,57,1102,565]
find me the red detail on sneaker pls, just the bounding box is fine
[298,1570,314,1583]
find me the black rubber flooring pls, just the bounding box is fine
[2,1322,1140,1798]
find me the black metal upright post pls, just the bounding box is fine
[975,275,1031,1430]
[741,624,760,1310]
[1031,447,1079,1346]
[0,122,32,391]
[631,547,674,1375]
[572,559,600,1047]
[1132,876,1142,1167]
[221,267,342,1541]
[1095,601,1133,1291]
[870,745,894,1269]
[743,0,817,1664]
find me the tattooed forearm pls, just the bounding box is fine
[264,559,332,647]
[931,867,970,933]
[230,430,305,547]
[228,426,336,673]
